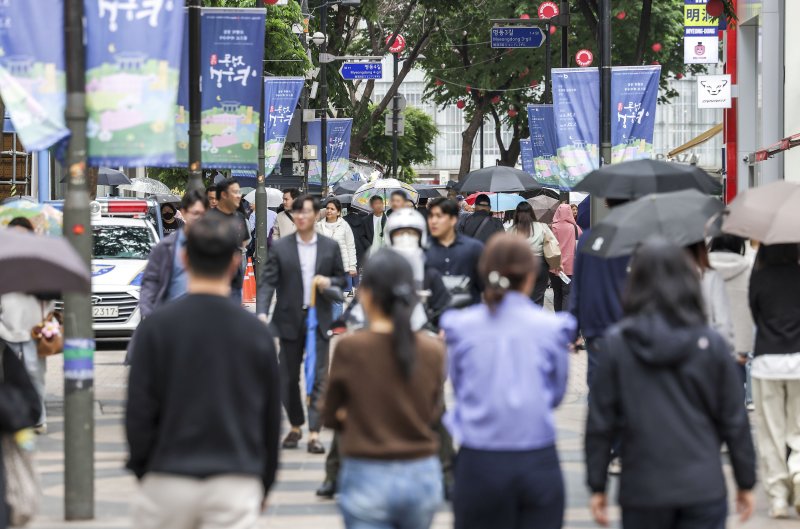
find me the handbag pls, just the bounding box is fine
[31,305,63,358]
[0,351,41,527]
[542,224,562,270]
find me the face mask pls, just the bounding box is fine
[162,211,175,221]
[392,233,420,250]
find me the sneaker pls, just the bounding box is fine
[33,423,47,435]
[608,457,622,475]
[746,402,755,412]
[769,499,790,519]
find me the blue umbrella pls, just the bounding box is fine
[304,280,319,398]
[489,193,525,212]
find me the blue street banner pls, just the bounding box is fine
[0,0,69,152]
[520,138,534,177]
[264,77,303,178]
[552,67,660,187]
[611,66,660,163]
[199,8,265,169]
[174,8,189,164]
[85,0,184,166]
[552,68,600,186]
[308,118,353,187]
[526,104,570,189]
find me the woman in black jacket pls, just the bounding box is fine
[585,237,756,529]
[0,345,42,528]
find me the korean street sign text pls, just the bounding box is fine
[339,62,383,80]
[491,27,546,49]
[684,1,719,37]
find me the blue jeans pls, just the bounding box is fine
[338,456,442,529]
[332,301,343,321]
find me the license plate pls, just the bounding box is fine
[92,306,119,318]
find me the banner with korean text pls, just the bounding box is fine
[0,0,70,152]
[264,77,303,178]
[200,8,265,169]
[552,66,659,187]
[610,66,660,163]
[308,118,353,187]
[85,0,184,166]
[520,138,534,178]
[526,104,569,189]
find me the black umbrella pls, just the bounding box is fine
[152,193,182,205]
[97,167,131,186]
[0,229,90,296]
[580,189,724,258]
[457,166,542,194]
[573,159,721,199]
[332,180,362,194]
[412,184,445,199]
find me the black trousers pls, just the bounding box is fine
[279,331,329,432]
[549,272,571,312]
[531,256,550,306]
[622,499,727,529]
[454,446,564,529]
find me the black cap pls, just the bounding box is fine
[474,194,492,207]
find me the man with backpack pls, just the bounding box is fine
[458,194,505,244]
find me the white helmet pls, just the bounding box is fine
[385,207,428,248]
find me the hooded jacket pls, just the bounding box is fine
[549,204,582,275]
[585,313,756,508]
[708,251,755,354]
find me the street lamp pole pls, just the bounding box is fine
[187,0,203,192]
[592,0,612,226]
[319,0,329,196]
[255,38,268,316]
[392,52,399,178]
[63,0,94,519]
[300,0,310,193]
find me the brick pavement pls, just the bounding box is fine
[28,344,793,529]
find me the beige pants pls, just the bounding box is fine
[133,474,264,529]
[752,378,800,503]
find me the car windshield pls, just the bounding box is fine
[93,226,155,260]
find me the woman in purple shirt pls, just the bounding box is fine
[440,233,576,529]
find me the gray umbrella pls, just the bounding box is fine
[527,195,561,224]
[722,180,800,244]
[97,167,131,186]
[457,166,542,194]
[580,189,724,258]
[0,230,90,296]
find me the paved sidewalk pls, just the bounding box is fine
[30,346,792,529]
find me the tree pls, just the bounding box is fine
[358,106,438,182]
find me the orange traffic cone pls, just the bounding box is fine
[243,258,257,304]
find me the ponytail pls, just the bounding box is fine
[390,284,416,378]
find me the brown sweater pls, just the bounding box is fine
[321,330,445,460]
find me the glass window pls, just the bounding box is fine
[93,226,155,260]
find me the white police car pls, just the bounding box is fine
[54,199,161,341]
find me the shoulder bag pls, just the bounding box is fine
[0,351,41,526]
[542,224,562,269]
[31,304,63,358]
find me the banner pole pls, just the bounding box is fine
[319,0,328,196]
[63,0,95,519]
[255,45,268,315]
[593,0,612,226]
[187,0,203,192]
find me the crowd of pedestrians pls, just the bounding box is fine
[3,176,799,529]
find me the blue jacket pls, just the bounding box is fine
[138,231,179,319]
[569,228,630,340]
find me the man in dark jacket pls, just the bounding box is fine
[126,216,281,528]
[137,190,209,318]
[257,195,346,455]
[458,193,505,243]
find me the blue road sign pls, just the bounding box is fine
[491,27,546,49]
[339,62,383,80]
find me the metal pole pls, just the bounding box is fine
[187,0,203,192]
[392,53,399,178]
[255,39,268,315]
[559,1,570,203]
[545,23,552,104]
[319,0,328,196]
[479,119,484,168]
[63,0,94,520]
[301,0,310,193]
[592,0,612,226]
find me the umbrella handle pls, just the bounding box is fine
[310,277,318,308]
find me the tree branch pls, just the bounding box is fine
[490,107,507,157]
[577,0,598,37]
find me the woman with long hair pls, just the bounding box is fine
[322,249,445,529]
[317,198,358,305]
[586,237,755,529]
[748,243,800,518]
[686,241,735,348]
[507,201,559,306]
[440,234,575,529]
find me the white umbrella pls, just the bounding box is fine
[118,177,171,196]
[244,187,283,208]
[351,178,419,212]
